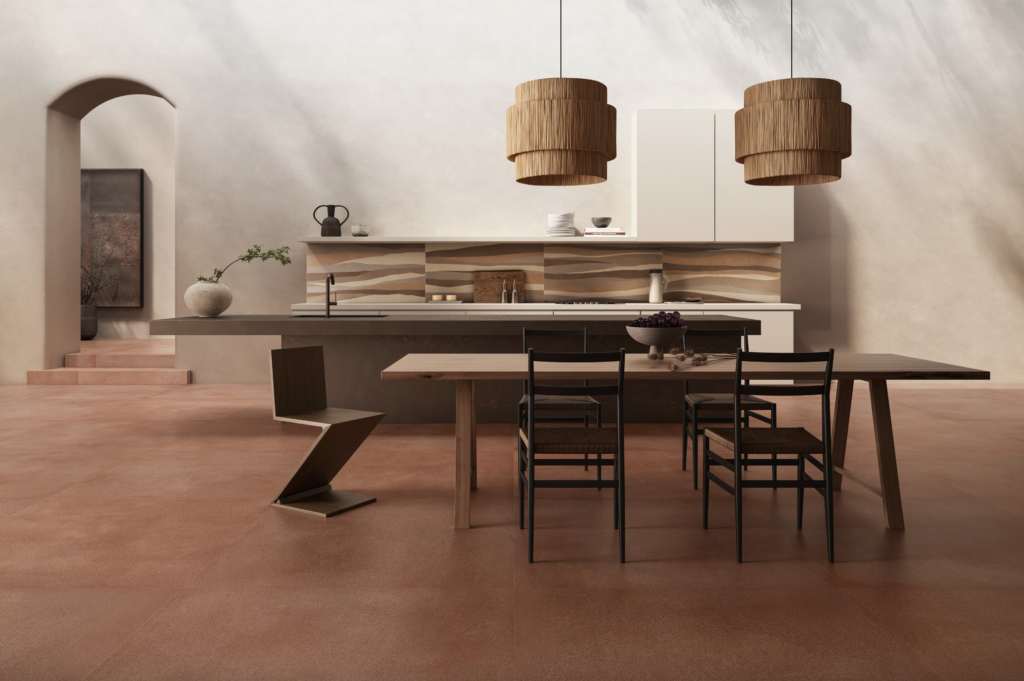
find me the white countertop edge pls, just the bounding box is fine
[290,302,800,313]
[297,236,785,245]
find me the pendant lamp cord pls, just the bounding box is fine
[560,0,563,78]
[790,0,793,79]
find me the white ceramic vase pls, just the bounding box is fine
[184,281,233,317]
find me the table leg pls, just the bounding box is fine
[455,380,474,529]
[869,379,905,530]
[471,381,478,491]
[831,379,854,490]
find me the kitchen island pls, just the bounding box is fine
[152,313,761,422]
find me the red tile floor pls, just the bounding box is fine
[1,383,1022,680]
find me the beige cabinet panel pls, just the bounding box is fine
[632,110,715,242]
[714,110,794,242]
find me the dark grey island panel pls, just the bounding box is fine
[152,314,760,422]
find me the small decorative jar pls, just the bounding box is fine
[351,224,370,237]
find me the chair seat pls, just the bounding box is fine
[519,427,619,454]
[519,394,600,411]
[705,427,823,454]
[277,407,385,426]
[686,393,773,411]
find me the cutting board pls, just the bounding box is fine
[473,271,525,303]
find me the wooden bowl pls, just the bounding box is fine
[626,325,686,360]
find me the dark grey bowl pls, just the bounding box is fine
[591,217,612,228]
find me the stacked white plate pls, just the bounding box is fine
[547,213,576,237]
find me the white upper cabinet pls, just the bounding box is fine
[632,110,715,242]
[631,109,793,243]
[714,109,793,242]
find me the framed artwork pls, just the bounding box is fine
[81,169,143,308]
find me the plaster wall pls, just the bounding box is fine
[43,110,81,370]
[1,1,1022,383]
[80,95,176,339]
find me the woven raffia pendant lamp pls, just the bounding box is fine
[735,1,851,185]
[506,2,616,185]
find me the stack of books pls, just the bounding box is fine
[584,226,628,238]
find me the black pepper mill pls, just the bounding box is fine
[314,205,349,237]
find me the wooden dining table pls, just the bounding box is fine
[381,353,989,530]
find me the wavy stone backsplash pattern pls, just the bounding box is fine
[306,242,780,303]
[306,243,425,303]
[663,244,781,303]
[543,244,662,302]
[425,243,544,302]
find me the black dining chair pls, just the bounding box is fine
[520,348,626,563]
[519,328,602,471]
[681,328,776,490]
[702,349,836,563]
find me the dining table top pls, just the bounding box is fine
[381,352,990,382]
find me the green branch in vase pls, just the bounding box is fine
[197,245,292,282]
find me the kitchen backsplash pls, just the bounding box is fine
[663,244,781,303]
[306,242,780,304]
[544,244,661,303]
[306,243,425,303]
[425,243,544,303]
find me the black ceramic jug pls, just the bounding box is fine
[314,205,349,237]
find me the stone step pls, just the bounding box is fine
[27,368,192,385]
[65,352,176,368]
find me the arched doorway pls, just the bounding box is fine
[43,77,175,369]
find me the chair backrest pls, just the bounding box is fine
[526,349,625,432]
[732,349,835,453]
[523,327,589,393]
[270,346,328,418]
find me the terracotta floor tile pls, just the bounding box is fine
[343,446,515,500]
[848,588,1024,680]
[193,497,515,590]
[966,418,1024,443]
[513,588,939,680]
[85,587,514,681]
[0,419,211,456]
[0,383,1020,677]
[0,587,175,681]
[0,385,174,404]
[0,449,123,499]
[0,421,49,441]
[95,397,268,421]
[809,527,1024,590]
[0,499,38,519]
[847,417,1024,455]
[515,523,839,590]
[0,498,263,587]
[155,420,295,451]
[145,383,272,400]
[987,495,1024,519]
[889,390,1024,422]
[53,449,294,501]
[0,396,123,422]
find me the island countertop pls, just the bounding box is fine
[289,301,799,315]
[151,314,761,337]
